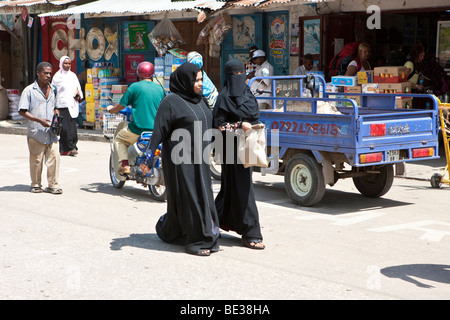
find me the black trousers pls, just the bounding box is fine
[57,108,78,153]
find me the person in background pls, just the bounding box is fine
[18,62,62,194]
[245,45,259,82]
[405,43,425,92]
[293,53,317,75]
[213,59,265,250]
[249,50,274,109]
[52,56,83,156]
[140,63,220,257]
[106,61,165,174]
[345,42,372,76]
[186,51,218,109]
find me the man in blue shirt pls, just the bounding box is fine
[19,62,62,194]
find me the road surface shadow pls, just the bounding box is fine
[80,182,163,203]
[110,232,243,254]
[252,180,412,215]
[0,184,32,192]
[110,233,184,254]
[381,264,450,288]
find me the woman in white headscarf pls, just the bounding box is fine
[52,56,83,156]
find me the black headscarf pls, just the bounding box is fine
[170,62,202,104]
[213,59,259,125]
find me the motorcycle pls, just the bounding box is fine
[103,107,166,201]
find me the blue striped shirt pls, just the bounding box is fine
[19,81,58,144]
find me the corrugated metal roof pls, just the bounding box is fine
[0,0,77,7]
[231,0,323,7]
[39,0,226,17]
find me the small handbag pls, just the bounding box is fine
[237,123,268,168]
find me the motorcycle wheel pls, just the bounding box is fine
[109,154,125,189]
[148,184,166,201]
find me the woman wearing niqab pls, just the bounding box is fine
[145,62,220,256]
[52,56,83,156]
[212,59,265,249]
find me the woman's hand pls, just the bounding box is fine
[241,121,252,132]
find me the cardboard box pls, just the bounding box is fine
[343,85,362,106]
[378,82,411,94]
[85,84,95,103]
[111,85,128,94]
[362,83,379,93]
[85,102,95,122]
[395,97,412,109]
[374,66,407,83]
[87,69,93,84]
[331,76,358,86]
[357,70,373,84]
[326,83,344,93]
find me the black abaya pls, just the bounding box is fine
[58,107,78,153]
[148,63,219,255]
[212,60,263,241]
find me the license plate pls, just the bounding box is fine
[386,150,400,161]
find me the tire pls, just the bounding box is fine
[430,173,442,189]
[352,164,394,198]
[109,154,125,189]
[148,184,166,201]
[284,153,326,207]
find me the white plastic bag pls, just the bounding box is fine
[148,16,184,56]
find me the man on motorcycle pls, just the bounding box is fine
[107,61,165,174]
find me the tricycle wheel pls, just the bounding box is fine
[284,153,325,207]
[352,164,394,198]
[109,154,125,189]
[430,173,442,189]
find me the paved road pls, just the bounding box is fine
[1,133,449,302]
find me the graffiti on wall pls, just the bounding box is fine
[50,19,118,71]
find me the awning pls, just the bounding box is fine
[38,0,226,17]
[0,0,77,7]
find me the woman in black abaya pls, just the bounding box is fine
[142,62,220,256]
[212,59,265,249]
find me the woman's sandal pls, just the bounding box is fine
[45,187,63,195]
[242,238,265,250]
[186,249,211,257]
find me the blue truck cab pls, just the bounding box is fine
[248,75,440,206]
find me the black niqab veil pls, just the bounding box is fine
[170,62,202,104]
[212,59,263,242]
[213,60,259,128]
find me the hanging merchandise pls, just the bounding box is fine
[148,16,184,56]
[208,13,232,57]
[197,22,213,45]
[210,13,232,46]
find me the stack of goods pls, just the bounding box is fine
[6,89,23,120]
[85,62,120,129]
[373,66,411,109]
[159,49,187,94]
[111,84,128,104]
[154,57,165,90]
[329,74,360,107]
[329,66,411,109]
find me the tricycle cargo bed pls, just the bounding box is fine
[247,75,440,206]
